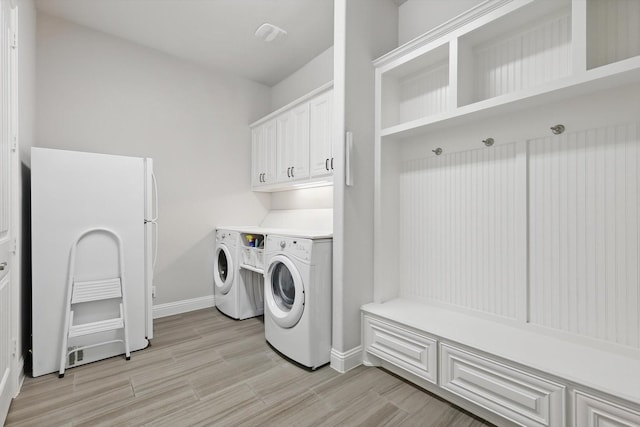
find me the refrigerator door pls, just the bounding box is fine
[31,148,150,377]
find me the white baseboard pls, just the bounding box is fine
[330,345,362,373]
[152,295,215,319]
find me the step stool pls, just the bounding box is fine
[59,228,130,378]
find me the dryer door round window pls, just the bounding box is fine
[265,255,304,328]
[214,244,234,294]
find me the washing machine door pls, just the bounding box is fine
[265,254,304,328]
[214,244,234,295]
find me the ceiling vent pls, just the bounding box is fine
[255,23,287,43]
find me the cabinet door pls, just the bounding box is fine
[440,344,565,427]
[251,119,276,188]
[309,90,333,178]
[276,104,310,182]
[574,391,640,427]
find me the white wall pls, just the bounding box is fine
[332,0,397,363]
[270,45,333,111]
[398,0,484,45]
[35,13,272,305]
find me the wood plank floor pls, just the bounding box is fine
[6,308,493,426]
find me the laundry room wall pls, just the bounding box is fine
[270,45,334,111]
[332,0,397,369]
[35,13,272,308]
[397,0,484,45]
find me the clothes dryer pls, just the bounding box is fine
[263,234,332,369]
[214,229,262,320]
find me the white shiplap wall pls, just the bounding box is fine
[398,62,449,124]
[587,0,640,70]
[529,122,640,348]
[398,143,524,319]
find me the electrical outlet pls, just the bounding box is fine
[152,286,157,298]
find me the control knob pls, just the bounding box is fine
[280,240,286,249]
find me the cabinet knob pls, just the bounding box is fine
[0,262,6,271]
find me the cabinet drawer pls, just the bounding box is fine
[575,390,640,427]
[363,315,437,383]
[440,343,565,427]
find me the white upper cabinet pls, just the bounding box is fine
[276,103,310,182]
[250,83,333,192]
[251,119,276,188]
[309,90,334,178]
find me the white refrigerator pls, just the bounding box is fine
[31,147,156,377]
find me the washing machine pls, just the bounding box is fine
[214,229,263,320]
[263,234,332,369]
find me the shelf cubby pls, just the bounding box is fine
[381,43,450,129]
[586,0,640,70]
[458,0,572,106]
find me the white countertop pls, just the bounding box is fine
[217,225,332,240]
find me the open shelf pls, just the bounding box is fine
[457,0,571,106]
[380,55,640,141]
[381,43,450,129]
[587,0,640,70]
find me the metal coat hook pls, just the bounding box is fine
[550,124,565,135]
[432,148,443,156]
[483,138,495,147]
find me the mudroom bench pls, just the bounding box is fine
[362,299,640,427]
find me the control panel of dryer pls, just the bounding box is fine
[266,235,312,262]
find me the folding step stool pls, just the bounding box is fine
[59,228,131,378]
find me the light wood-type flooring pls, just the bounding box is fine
[6,308,493,426]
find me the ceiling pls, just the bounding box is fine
[35,0,335,87]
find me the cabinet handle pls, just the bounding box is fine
[331,157,334,170]
[259,173,262,183]
[0,262,6,271]
[325,158,329,171]
[291,166,295,178]
[287,167,291,178]
[261,173,265,183]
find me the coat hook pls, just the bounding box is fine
[550,124,565,135]
[482,137,494,147]
[432,147,443,156]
